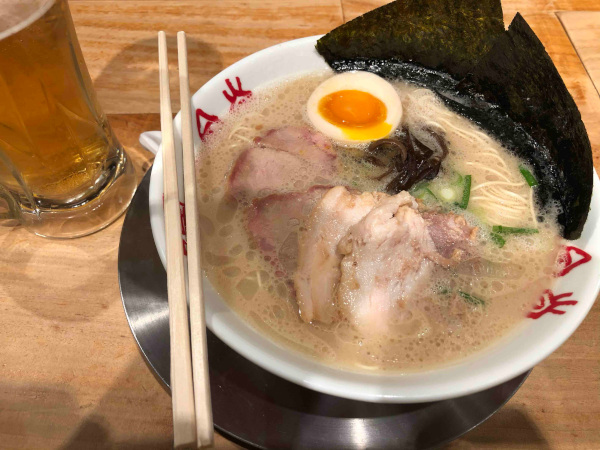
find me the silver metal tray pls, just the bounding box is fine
[118,169,530,449]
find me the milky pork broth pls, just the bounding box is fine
[196,71,563,373]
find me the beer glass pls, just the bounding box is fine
[0,0,136,238]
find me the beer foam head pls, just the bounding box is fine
[0,0,54,39]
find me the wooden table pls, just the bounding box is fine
[1,1,599,448]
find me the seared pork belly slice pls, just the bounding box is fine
[294,187,477,332]
[229,146,313,199]
[422,211,477,264]
[337,192,436,331]
[247,186,331,278]
[255,126,336,168]
[295,186,388,324]
[228,126,336,200]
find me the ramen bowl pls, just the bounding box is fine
[148,36,600,403]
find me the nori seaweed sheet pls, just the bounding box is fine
[454,14,592,239]
[316,4,593,239]
[316,0,504,78]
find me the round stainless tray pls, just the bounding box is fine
[118,169,530,449]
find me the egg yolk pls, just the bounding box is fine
[318,90,387,128]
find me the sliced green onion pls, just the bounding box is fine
[424,188,438,201]
[455,175,471,209]
[451,172,463,186]
[439,187,457,202]
[492,225,539,235]
[490,232,506,248]
[519,165,538,187]
[458,291,486,306]
[412,183,438,202]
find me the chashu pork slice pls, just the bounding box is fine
[337,192,436,332]
[228,126,336,200]
[229,146,313,199]
[422,211,477,264]
[247,186,331,278]
[294,186,388,323]
[295,186,476,332]
[254,126,336,167]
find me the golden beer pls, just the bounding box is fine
[0,0,136,237]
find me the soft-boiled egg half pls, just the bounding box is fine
[307,71,402,143]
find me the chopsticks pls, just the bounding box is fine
[158,31,214,448]
[177,31,214,447]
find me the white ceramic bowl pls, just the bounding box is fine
[149,35,600,403]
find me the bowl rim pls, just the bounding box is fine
[148,35,600,403]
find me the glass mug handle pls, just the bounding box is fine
[0,151,33,223]
[0,184,20,221]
